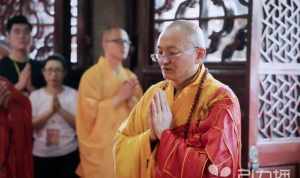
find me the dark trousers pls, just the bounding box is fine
[33,150,79,178]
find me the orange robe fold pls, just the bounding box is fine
[0,77,33,178]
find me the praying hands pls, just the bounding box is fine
[149,90,172,140]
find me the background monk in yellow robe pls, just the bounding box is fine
[76,27,143,178]
[114,20,241,178]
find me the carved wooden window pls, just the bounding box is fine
[29,1,55,61]
[152,0,250,64]
[0,0,55,60]
[258,0,300,139]
[0,0,79,63]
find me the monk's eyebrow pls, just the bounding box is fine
[157,46,180,51]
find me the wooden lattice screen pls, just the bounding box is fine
[258,0,300,140]
[248,0,300,174]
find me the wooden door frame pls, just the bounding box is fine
[248,0,300,168]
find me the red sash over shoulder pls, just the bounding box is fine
[155,91,241,178]
[0,77,33,178]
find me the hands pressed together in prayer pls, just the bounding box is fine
[15,63,34,92]
[113,78,139,107]
[33,94,76,129]
[50,95,73,122]
[51,95,61,114]
[149,90,172,140]
[40,95,62,122]
[0,80,11,108]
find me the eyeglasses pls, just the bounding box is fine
[107,39,131,45]
[44,68,64,74]
[150,48,196,62]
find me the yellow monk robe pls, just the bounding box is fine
[76,57,143,178]
[114,65,241,178]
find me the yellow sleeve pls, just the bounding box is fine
[76,69,118,178]
[114,128,152,178]
[113,85,160,178]
[127,69,143,98]
[124,69,144,110]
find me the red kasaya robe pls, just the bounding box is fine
[155,90,241,178]
[0,77,33,178]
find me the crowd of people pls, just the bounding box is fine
[0,15,241,178]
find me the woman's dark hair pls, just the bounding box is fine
[44,53,67,71]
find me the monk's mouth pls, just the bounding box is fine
[162,68,172,72]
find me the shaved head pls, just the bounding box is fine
[102,27,129,43]
[155,20,207,87]
[101,26,131,63]
[161,21,206,49]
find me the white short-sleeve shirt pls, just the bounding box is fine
[30,86,78,157]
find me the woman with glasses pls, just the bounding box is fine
[29,54,79,178]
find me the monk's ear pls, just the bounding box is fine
[195,47,206,64]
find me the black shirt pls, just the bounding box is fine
[0,56,45,89]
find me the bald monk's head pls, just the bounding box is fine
[102,27,131,64]
[152,20,207,87]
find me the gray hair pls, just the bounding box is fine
[164,20,206,48]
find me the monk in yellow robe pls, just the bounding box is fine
[76,27,143,178]
[114,20,241,178]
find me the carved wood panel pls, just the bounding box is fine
[0,0,55,61]
[247,0,300,172]
[258,0,300,139]
[260,0,300,64]
[152,0,249,64]
[259,73,300,139]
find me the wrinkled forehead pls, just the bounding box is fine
[157,28,190,50]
